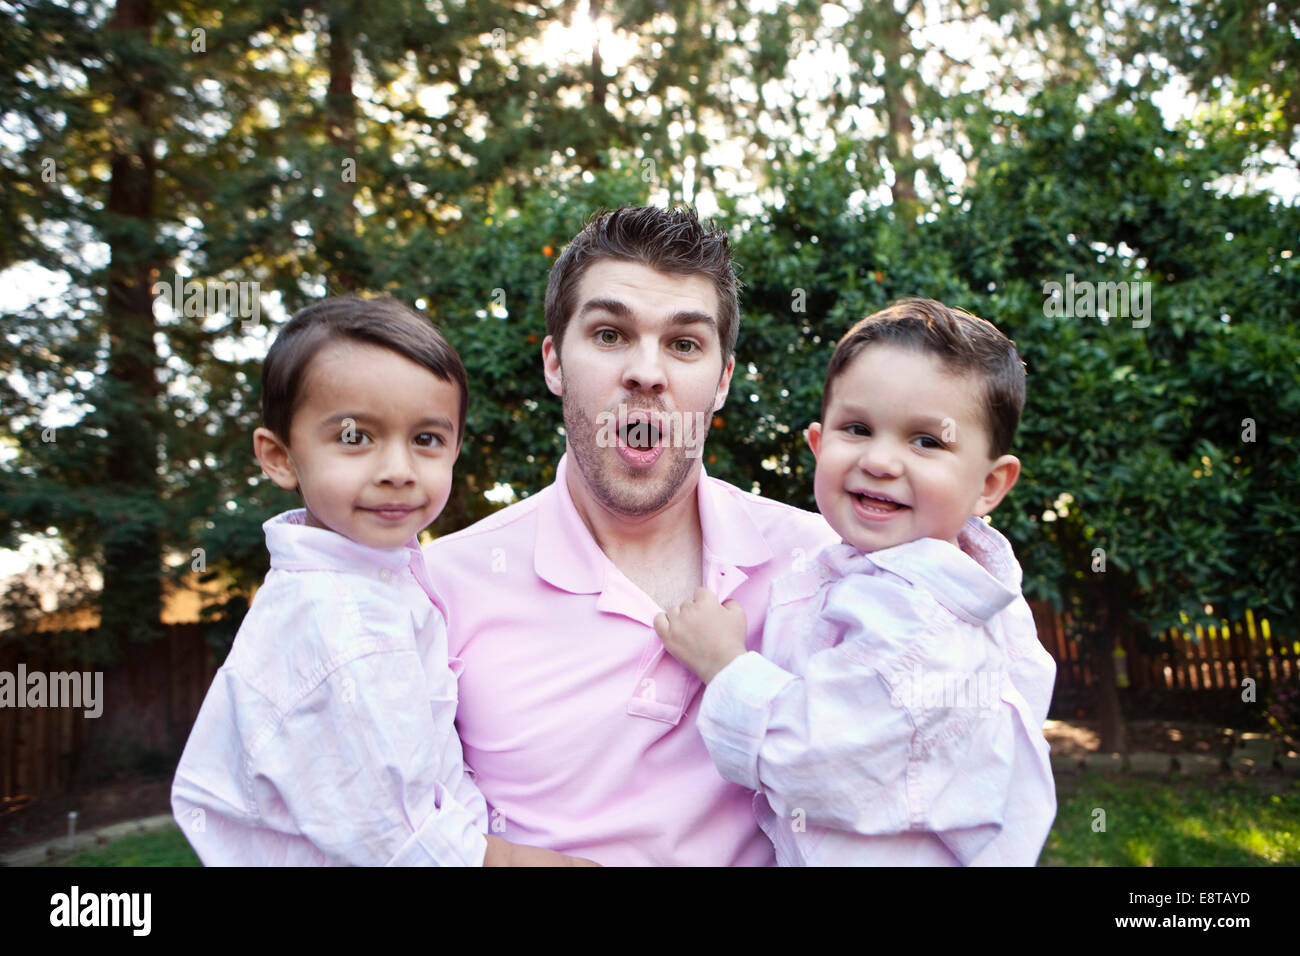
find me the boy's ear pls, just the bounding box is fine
[253,427,300,491]
[806,422,823,460]
[973,454,1021,517]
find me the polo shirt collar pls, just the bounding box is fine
[534,454,773,595]
[817,516,1021,625]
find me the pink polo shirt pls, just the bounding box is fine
[422,454,838,866]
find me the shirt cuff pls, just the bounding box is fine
[385,780,488,867]
[699,651,796,791]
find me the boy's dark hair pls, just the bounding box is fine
[822,297,1026,458]
[261,296,468,447]
[544,205,741,365]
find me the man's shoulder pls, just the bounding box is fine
[706,474,830,529]
[423,484,550,558]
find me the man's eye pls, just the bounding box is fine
[340,430,369,445]
[672,339,700,353]
[596,329,621,345]
[414,433,444,448]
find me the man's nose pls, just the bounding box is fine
[622,340,667,393]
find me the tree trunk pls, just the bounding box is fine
[1092,627,1127,753]
[100,0,162,649]
[324,3,360,291]
[879,12,918,214]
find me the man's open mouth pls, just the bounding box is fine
[619,419,662,450]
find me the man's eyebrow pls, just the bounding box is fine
[578,297,717,331]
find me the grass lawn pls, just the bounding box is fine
[39,774,1300,866]
[1041,773,1300,866]
[46,826,200,867]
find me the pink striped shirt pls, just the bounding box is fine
[172,509,488,866]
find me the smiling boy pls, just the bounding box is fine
[655,297,1058,865]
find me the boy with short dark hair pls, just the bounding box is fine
[172,296,594,866]
[655,297,1057,866]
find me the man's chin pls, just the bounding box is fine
[591,448,696,515]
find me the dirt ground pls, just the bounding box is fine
[1042,718,1251,758]
[0,771,174,857]
[0,718,1288,856]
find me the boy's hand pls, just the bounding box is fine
[483,834,601,867]
[653,587,748,684]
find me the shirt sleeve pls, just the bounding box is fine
[243,645,488,867]
[699,575,1021,864]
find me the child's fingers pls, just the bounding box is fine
[653,611,670,639]
[693,586,721,607]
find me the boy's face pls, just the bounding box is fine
[254,340,461,549]
[808,344,1020,553]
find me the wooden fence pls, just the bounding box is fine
[2,606,1296,801]
[1033,604,1296,721]
[1,624,217,802]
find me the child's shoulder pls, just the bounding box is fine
[226,563,433,708]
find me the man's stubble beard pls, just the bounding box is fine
[560,378,711,518]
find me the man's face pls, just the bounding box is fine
[542,259,735,517]
[808,344,1017,552]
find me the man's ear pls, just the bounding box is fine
[806,421,823,460]
[712,353,735,412]
[253,427,300,491]
[974,454,1021,517]
[542,335,563,397]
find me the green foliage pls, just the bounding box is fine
[1,1,1297,668]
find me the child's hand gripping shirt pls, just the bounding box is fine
[698,517,1056,866]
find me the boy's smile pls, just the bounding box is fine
[254,340,462,550]
[808,344,1020,553]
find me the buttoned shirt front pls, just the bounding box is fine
[172,509,488,866]
[422,454,839,866]
[699,516,1057,866]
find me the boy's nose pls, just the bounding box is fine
[857,441,902,478]
[376,443,417,485]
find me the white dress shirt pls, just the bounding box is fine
[698,517,1057,865]
[172,509,488,866]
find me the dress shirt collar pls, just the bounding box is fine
[817,516,1021,625]
[264,508,420,576]
[534,453,773,595]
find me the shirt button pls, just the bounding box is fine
[379,568,392,582]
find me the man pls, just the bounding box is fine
[423,206,839,866]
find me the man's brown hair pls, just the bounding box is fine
[544,206,741,365]
[821,297,1026,458]
[261,296,468,447]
